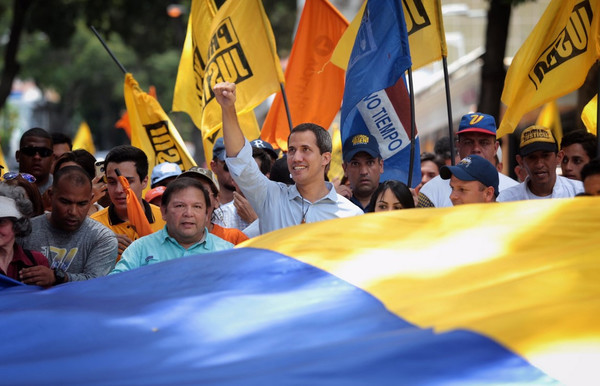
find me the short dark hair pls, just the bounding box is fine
[420,152,444,170]
[269,156,294,185]
[51,132,72,149]
[368,180,415,210]
[560,130,597,159]
[54,149,97,179]
[581,158,600,182]
[53,166,92,189]
[161,177,210,211]
[105,145,149,182]
[252,147,272,176]
[20,128,52,148]
[288,123,332,154]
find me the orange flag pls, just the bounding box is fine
[117,170,153,237]
[261,0,348,151]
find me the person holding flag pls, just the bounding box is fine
[214,82,362,235]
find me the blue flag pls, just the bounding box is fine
[340,0,420,187]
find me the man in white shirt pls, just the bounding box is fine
[498,125,583,201]
[213,82,362,234]
[418,113,518,207]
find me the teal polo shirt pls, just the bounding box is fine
[110,226,233,274]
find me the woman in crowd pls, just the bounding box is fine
[0,183,49,283]
[369,180,415,212]
[2,172,45,217]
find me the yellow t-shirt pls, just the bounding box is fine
[90,201,165,262]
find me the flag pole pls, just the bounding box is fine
[442,56,456,165]
[407,67,416,188]
[279,83,294,131]
[90,26,128,74]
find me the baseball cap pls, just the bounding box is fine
[145,186,166,203]
[250,139,279,159]
[519,125,557,157]
[0,196,22,219]
[342,133,381,163]
[440,155,499,197]
[457,113,497,136]
[151,162,182,187]
[213,137,226,161]
[179,166,220,193]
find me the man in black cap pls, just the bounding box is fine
[440,155,499,205]
[342,133,383,212]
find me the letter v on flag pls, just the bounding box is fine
[124,73,196,171]
[340,1,420,187]
[498,0,600,137]
[261,0,348,151]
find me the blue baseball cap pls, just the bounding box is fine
[250,139,279,159]
[457,113,497,136]
[440,155,499,197]
[342,133,381,163]
[151,162,182,187]
[212,137,226,161]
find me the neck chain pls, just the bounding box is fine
[300,194,310,224]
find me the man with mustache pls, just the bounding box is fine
[498,125,583,201]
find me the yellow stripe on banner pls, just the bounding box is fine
[242,198,600,385]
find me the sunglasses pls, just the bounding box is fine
[3,172,37,183]
[20,146,53,157]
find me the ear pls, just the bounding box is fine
[378,158,384,173]
[516,154,523,167]
[15,150,20,163]
[210,159,217,170]
[160,205,167,221]
[321,152,332,167]
[494,141,500,153]
[484,186,495,202]
[558,150,565,163]
[342,161,348,173]
[141,175,148,190]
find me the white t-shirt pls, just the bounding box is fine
[497,175,583,202]
[418,172,519,208]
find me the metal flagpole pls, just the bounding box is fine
[90,26,128,74]
[442,56,456,165]
[279,82,293,132]
[407,67,416,188]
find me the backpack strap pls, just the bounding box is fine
[22,248,38,267]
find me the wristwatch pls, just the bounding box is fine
[54,269,67,285]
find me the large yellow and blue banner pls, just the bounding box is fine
[499,0,600,137]
[340,0,420,187]
[1,198,599,383]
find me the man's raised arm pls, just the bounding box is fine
[213,82,245,158]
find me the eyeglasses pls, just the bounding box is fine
[20,146,53,157]
[3,172,36,183]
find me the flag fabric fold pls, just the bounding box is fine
[72,121,96,155]
[498,0,600,137]
[582,94,598,134]
[117,171,153,237]
[340,0,420,186]
[261,0,348,151]
[124,73,196,171]
[535,101,563,146]
[2,198,600,384]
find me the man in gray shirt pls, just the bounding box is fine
[19,166,118,286]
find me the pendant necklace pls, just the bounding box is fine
[300,194,310,224]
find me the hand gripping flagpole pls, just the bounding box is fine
[90,26,128,75]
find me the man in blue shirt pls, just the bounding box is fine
[111,177,233,274]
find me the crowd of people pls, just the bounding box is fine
[1,81,598,287]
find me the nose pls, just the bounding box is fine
[359,164,369,175]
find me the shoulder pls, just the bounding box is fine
[207,232,235,250]
[498,172,519,189]
[82,218,117,239]
[90,207,110,224]
[557,176,584,193]
[497,181,526,201]
[335,194,364,216]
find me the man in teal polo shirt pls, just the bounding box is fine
[110,177,233,274]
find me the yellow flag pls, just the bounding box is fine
[124,73,196,172]
[0,140,8,172]
[331,0,447,70]
[535,101,563,146]
[582,94,598,134]
[499,0,600,137]
[72,121,96,155]
[327,123,344,182]
[172,0,270,163]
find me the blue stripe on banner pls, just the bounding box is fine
[0,248,555,384]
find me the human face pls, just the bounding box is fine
[584,174,600,196]
[16,137,53,182]
[105,161,148,215]
[343,153,383,199]
[50,178,92,232]
[0,217,15,250]
[210,159,236,192]
[420,160,439,186]
[53,143,71,164]
[449,175,493,205]
[457,133,498,163]
[161,187,208,248]
[287,131,330,187]
[560,144,590,180]
[517,151,559,196]
[374,188,404,212]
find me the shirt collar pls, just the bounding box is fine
[288,182,337,203]
[160,226,210,249]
